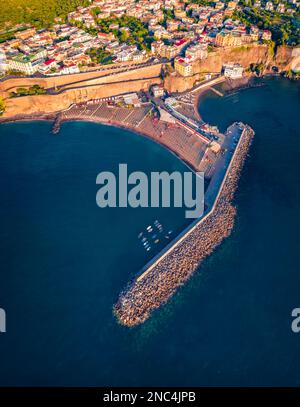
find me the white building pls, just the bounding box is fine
[152,84,165,97]
[223,63,244,79]
[0,49,7,72]
[185,43,208,61]
[8,55,44,75]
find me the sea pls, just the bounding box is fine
[0,76,299,386]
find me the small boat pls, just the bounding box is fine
[138,232,143,239]
[146,225,152,231]
[143,241,148,246]
[154,239,160,244]
[146,247,151,251]
[142,237,147,243]
[152,234,157,239]
[168,230,173,235]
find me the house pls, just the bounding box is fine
[8,53,44,74]
[38,58,58,73]
[276,3,285,12]
[151,84,165,97]
[215,30,243,47]
[60,63,79,75]
[174,56,193,76]
[185,43,208,61]
[123,93,141,107]
[223,63,244,79]
[265,1,274,11]
[261,30,272,41]
[15,28,36,40]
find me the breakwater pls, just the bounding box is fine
[114,123,254,327]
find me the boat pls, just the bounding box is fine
[138,232,143,239]
[142,237,147,243]
[146,225,152,231]
[154,239,160,244]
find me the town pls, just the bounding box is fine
[2,0,298,80]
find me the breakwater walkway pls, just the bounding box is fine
[114,123,254,327]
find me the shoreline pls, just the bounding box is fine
[0,80,256,329]
[56,116,200,174]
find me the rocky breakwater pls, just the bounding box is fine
[114,124,254,327]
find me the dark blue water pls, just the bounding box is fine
[0,77,300,386]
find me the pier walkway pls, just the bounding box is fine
[114,122,254,326]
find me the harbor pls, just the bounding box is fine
[114,123,254,326]
[49,80,255,327]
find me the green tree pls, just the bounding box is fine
[0,97,5,114]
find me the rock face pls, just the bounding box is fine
[0,44,296,118]
[0,64,163,118]
[195,44,271,73]
[164,44,294,93]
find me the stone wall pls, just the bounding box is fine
[2,76,162,118]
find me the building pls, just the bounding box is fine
[261,30,272,41]
[215,30,243,47]
[227,1,238,10]
[15,28,36,40]
[223,63,244,79]
[8,54,44,74]
[0,50,7,72]
[122,93,141,107]
[265,1,274,11]
[185,43,208,61]
[38,58,58,74]
[151,84,165,97]
[174,57,193,77]
[276,3,285,12]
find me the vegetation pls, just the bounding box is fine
[0,0,90,30]
[233,3,300,45]
[85,47,113,64]
[69,19,98,36]
[96,16,154,50]
[0,97,5,115]
[285,69,300,79]
[10,85,46,97]
[6,69,25,76]
[249,62,265,75]
[162,8,175,22]
[191,0,216,6]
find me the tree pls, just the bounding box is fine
[0,97,6,114]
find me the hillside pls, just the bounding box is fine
[0,0,90,30]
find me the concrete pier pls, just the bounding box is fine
[114,123,254,327]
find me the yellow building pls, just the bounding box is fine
[227,1,238,9]
[174,57,193,77]
[215,31,243,47]
[15,28,36,40]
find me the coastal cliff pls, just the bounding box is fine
[0,45,296,118]
[0,64,163,118]
[164,44,294,93]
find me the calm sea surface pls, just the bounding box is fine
[0,77,299,386]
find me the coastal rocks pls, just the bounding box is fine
[114,125,254,327]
